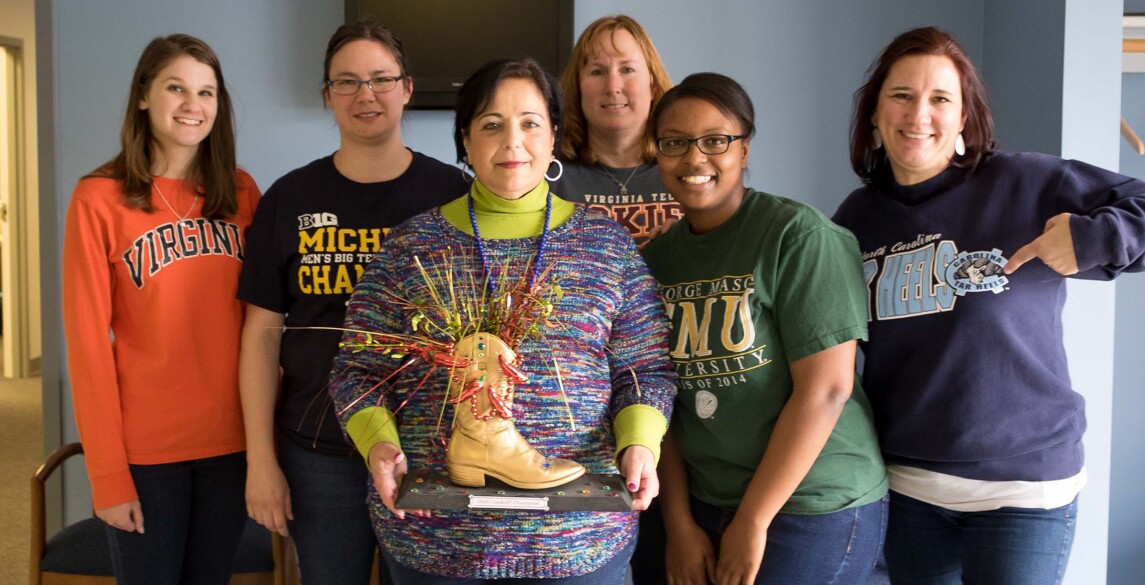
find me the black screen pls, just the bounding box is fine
[346,0,574,109]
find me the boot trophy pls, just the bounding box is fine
[445,332,585,489]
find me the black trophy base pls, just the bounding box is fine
[394,471,633,512]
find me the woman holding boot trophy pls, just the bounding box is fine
[327,57,676,583]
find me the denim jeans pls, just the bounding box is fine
[381,530,635,585]
[629,499,667,585]
[278,437,388,585]
[690,494,888,585]
[105,451,246,585]
[884,492,1077,585]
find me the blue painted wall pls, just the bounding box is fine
[1059,2,1124,581]
[571,0,984,213]
[1114,75,1145,585]
[983,1,1066,154]
[1114,4,1145,585]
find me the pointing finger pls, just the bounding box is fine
[1004,242,1038,275]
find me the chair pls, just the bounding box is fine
[30,442,287,585]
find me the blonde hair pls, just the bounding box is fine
[558,15,672,164]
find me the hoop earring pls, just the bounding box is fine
[545,158,564,182]
[954,134,966,156]
[872,127,883,150]
[461,160,474,182]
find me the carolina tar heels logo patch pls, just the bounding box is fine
[944,248,1008,296]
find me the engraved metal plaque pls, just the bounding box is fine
[394,472,633,511]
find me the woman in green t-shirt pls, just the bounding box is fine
[642,72,888,585]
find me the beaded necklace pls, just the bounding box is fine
[466,184,553,293]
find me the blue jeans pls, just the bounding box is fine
[629,499,667,585]
[105,451,246,585]
[278,437,388,585]
[381,531,635,584]
[691,495,888,585]
[884,492,1077,585]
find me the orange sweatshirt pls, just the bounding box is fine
[62,170,260,508]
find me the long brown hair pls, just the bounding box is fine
[850,26,995,184]
[92,34,237,219]
[559,15,672,165]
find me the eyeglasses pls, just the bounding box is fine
[325,75,406,95]
[656,134,746,157]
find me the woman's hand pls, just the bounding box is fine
[1005,212,1078,275]
[715,516,768,585]
[97,500,144,533]
[619,445,659,510]
[704,341,855,584]
[368,442,429,519]
[239,305,291,535]
[666,520,716,585]
[245,457,292,536]
[638,217,680,250]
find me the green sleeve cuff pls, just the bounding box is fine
[346,407,400,469]
[614,404,669,465]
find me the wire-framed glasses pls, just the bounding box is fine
[326,75,406,95]
[656,134,746,157]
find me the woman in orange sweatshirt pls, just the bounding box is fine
[62,34,259,585]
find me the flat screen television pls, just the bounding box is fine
[345,0,575,109]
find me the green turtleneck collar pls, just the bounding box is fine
[441,179,576,239]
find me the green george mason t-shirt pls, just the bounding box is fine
[643,188,887,513]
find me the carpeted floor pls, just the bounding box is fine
[0,375,44,585]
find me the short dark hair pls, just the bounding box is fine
[323,20,410,102]
[652,72,755,141]
[92,34,237,219]
[850,26,995,184]
[453,58,563,164]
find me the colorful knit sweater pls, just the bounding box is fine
[328,204,676,578]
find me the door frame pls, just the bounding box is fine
[0,35,35,378]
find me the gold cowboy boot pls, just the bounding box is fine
[445,332,585,489]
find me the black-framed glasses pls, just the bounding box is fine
[325,75,406,95]
[656,134,746,157]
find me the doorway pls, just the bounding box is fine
[0,37,37,378]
